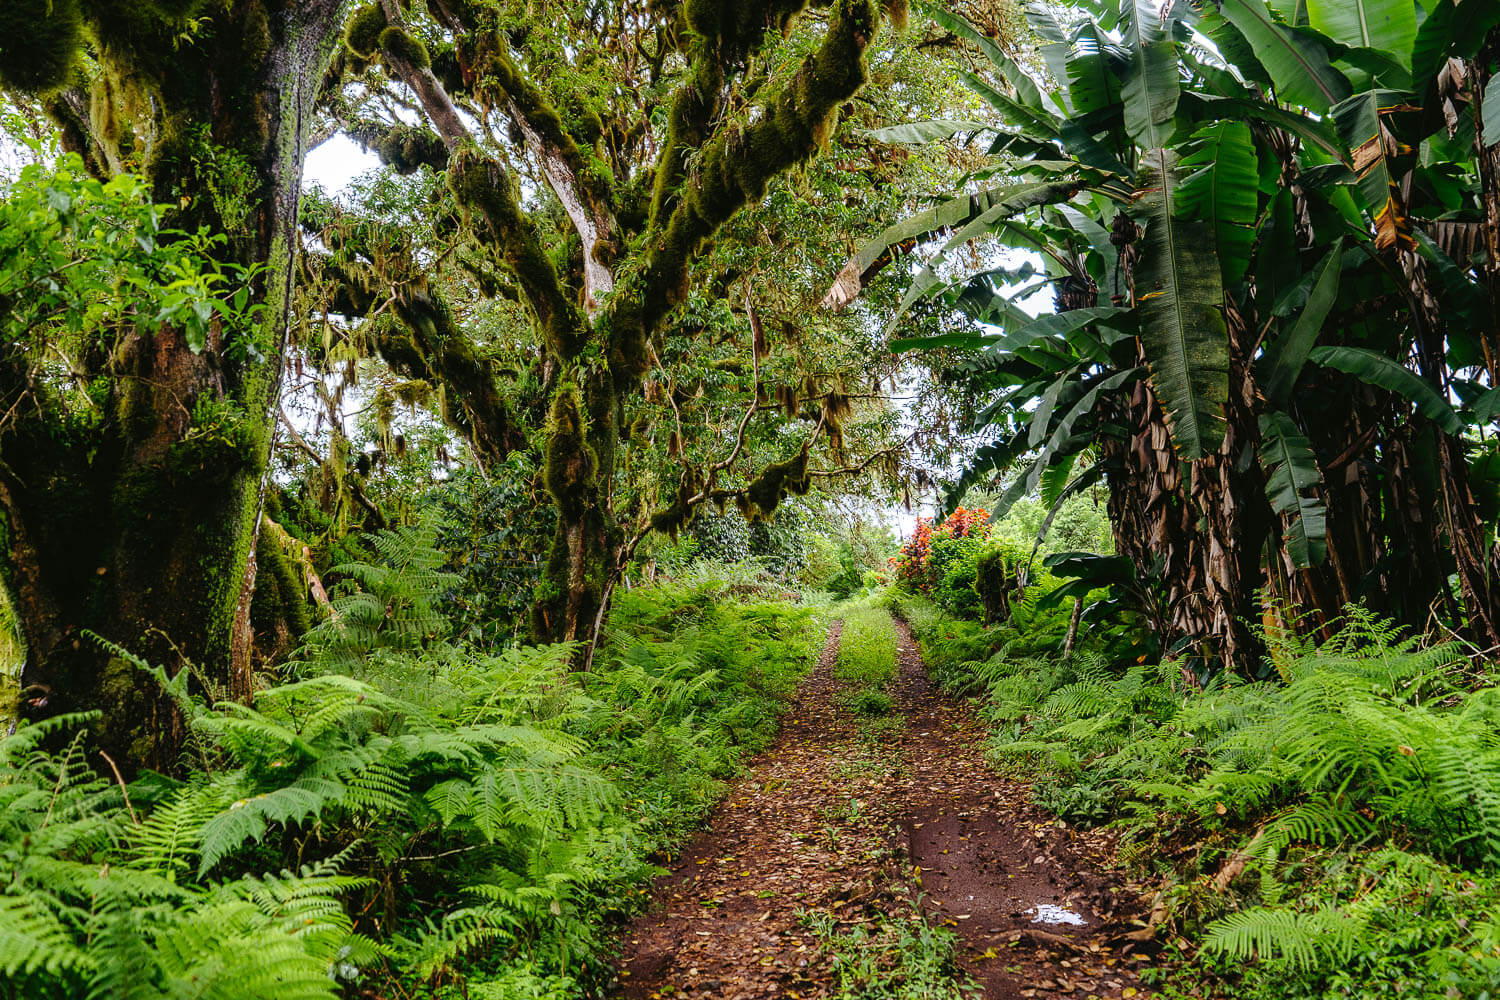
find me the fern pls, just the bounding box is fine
[6,565,816,997]
[1203,906,1365,971]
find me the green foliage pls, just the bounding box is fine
[802,900,979,999]
[685,503,814,584]
[290,514,462,673]
[0,717,376,999]
[0,155,263,392]
[1,527,820,998]
[910,594,1500,998]
[0,0,82,93]
[927,533,1001,620]
[428,459,558,648]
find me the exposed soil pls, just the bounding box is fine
[611,617,1155,999]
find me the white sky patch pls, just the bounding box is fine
[305,134,379,194]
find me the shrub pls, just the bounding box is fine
[891,507,991,595]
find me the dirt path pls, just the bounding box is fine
[611,616,1153,999]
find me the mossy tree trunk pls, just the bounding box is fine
[0,1,347,768]
[363,0,886,652]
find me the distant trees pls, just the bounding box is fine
[840,0,1500,671]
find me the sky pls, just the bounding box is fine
[304,134,379,193]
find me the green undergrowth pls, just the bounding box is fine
[0,524,821,1000]
[895,589,1500,1000]
[834,602,899,717]
[802,898,979,1000]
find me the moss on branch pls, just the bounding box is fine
[349,121,448,174]
[650,0,814,221]
[738,448,811,521]
[0,0,83,93]
[344,3,387,58]
[610,0,878,380]
[446,149,586,358]
[378,26,431,69]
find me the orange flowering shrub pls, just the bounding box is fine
[890,507,991,594]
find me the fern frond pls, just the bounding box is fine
[1203,906,1364,971]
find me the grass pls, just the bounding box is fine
[835,603,899,716]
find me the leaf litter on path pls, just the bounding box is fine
[610,617,1157,999]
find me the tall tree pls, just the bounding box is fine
[0,1,347,765]
[314,0,915,651]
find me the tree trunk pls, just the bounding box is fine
[531,367,623,651]
[1102,339,1270,676]
[3,1,346,770]
[1403,248,1500,651]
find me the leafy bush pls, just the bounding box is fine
[927,533,990,618]
[0,525,820,999]
[890,507,990,594]
[429,458,556,647]
[686,504,813,584]
[826,542,869,599]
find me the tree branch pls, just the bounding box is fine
[369,4,583,355]
[607,0,880,379]
[377,0,471,149]
[469,37,619,314]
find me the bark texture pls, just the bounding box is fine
[1,0,347,768]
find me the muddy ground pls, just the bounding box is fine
[611,618,1156,999]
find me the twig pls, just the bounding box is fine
[99,751,140,826]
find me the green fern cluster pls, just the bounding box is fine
[0,718,377,1000]
[902,594,1500,997]
[289,512,463,676]
[2,525,819,999]
[581,581,820,842]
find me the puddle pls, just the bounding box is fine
[1029,903,1087,926]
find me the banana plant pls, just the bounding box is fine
[834,0,1500,666]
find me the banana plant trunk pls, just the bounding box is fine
[1104,343,1270,675]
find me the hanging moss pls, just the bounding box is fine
[821,387,853,427]
[741,448,811,521]
[649,467,704,539]
[344,3,387,59]
[378,26,430,69]
[371,124,447,174]
[0,0,82,93]
[250,527,311,645]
